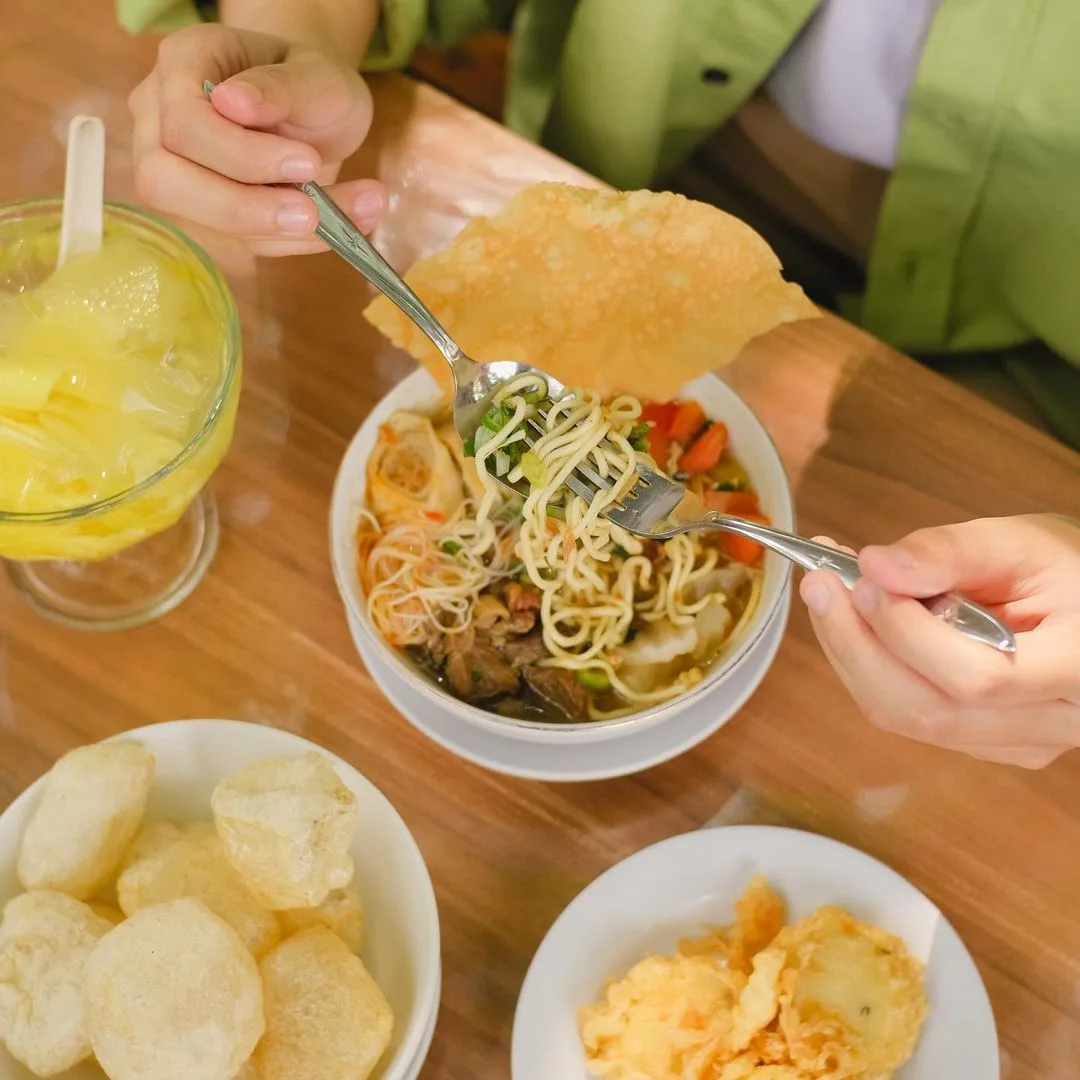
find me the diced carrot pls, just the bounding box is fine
[642,402,679,432]
[678,422,729,473]
[646,426,672,468]
[668,401,706,446]
[703,489,759,515]
[422,510,445,523]
[720,511,771,567]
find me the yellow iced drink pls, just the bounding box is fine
[0,210,239,561]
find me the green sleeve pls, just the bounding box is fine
[116,0,202,34]
[117,0,507,71]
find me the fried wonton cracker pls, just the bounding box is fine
[364,184,818,402]
[678,876,787,974]
[728,947,785,1054]
[772,907,927,1078]
[579,953,745,1080]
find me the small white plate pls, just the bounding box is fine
[0,720,442,1080]
[512,826,999,1080]
[348,596,788,782]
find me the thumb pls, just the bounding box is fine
[211,55,373,162]
[858,515,1056,601]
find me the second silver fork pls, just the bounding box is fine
[517,418,1016,655]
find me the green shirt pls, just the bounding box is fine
[120,0,1080,446]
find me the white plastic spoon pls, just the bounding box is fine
[57,115,106,268]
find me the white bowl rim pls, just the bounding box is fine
[330,369,794,742]
[0,718,443,1080]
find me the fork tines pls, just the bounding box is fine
[520,416,656,506]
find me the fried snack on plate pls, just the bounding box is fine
[211,753,357,910]
[728,948,784,1054]
[253,927,393,1080]
[771,906,927,1078]
[117,820,282,958]
[367,411,465,526]
[0,891,113,1077]
[277,883,365,954]
[87,902,125,927]
[716,1062,804,1080]
[579,953,745,1080]
[17,742,155,900]
[83,898,264,1080]
[744,1028,790,1066]
[364,184,819,403]
[678,876,786,974]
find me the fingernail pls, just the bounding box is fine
[226,79,263,104]
[353,187,384,222]
[276,203,313,233]
[280,155,317,182]
[852,580,881,617]
[801,576,831,616]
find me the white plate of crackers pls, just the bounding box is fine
[512,825,998,1080]
[0,720,440,1080]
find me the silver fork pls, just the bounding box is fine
[520,419,1016,654]
[203,80,566,460]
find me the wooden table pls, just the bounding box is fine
[5,3,1080,1077]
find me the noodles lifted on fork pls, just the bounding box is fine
[359,374,762,718]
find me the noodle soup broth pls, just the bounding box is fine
[331,370,794,740]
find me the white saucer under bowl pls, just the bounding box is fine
[348,594,788,782]
[512,825,999,1080]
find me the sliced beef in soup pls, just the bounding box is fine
[500,631,547,669]
[445,627,521,700]
[522,665,590,722]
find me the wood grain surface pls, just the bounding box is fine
[3,2,1080,1077]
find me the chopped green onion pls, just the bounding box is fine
[522,566,557,583]
[545,504,566,520]
[576,668,611,692]
[612,544,630,558]
[521,450,547,487]
[628,422,651,452]
[522,387,547,404]
[471,669,483,684]
[441,540,462,556]
[481,401,514,432]
[463,438,476,458]
[494,451,512,476]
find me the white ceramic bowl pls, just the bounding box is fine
[0,720,442,1080]
[512,826,999,1080]
[331,368,793,745]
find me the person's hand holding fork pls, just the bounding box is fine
[801,514,1080,768]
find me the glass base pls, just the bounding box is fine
[6,490,220,631]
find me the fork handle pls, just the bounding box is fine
[702,514,1017,654]
[295,181,463,364]
[202,78,465,369]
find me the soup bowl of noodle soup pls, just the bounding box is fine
[331,368,793,745]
